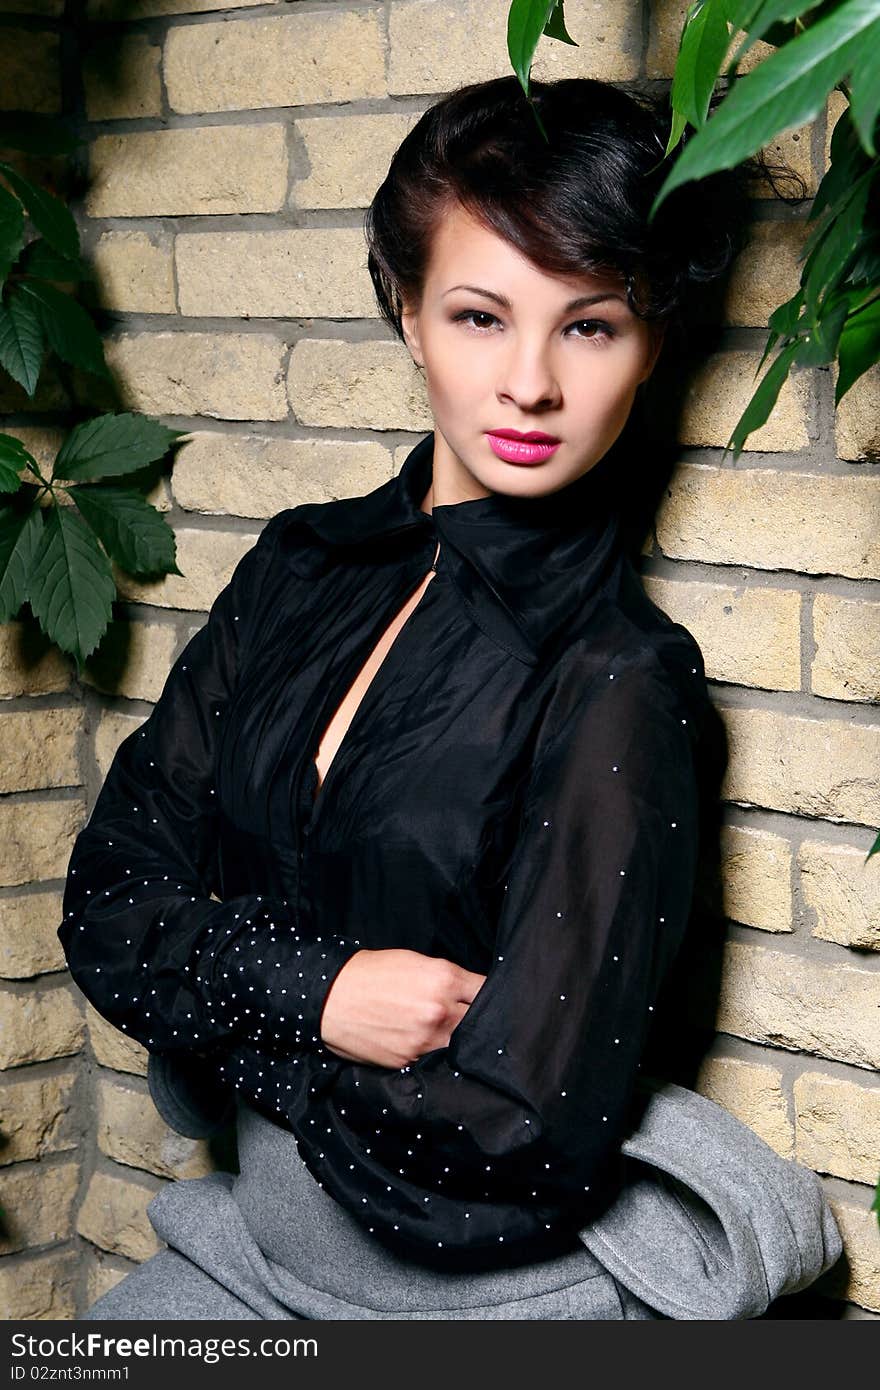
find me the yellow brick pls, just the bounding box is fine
[811,594,880,702]
[721,705,880,828]
[0,1161,79,1254]
[799,839,880,951]
[94,710,145,783]
[0,890,65,978]
[642,574,801,690]
[293,113,421,211]
[114,527,258,612]
[834,361,880,463]
[87,1003,148,1078]
[715,940,880,1070]
[165,10,386,114]
[389,0,640,94]
[175,228,375,319]
[96,1074,216,1180]
[657,464,880,579]
[0,707,82,794]
[0,800,86,888]
[101,332,289,421]
[86,126,288,218]
[695,1055,793,1157]
[90,231,176,315]
[0,982,85,1068]
[83,620,180,704]
[287,339,429,431]
[83,32,162,121]
[724,221,809,328]
[679,350,811,451]
[0,1070,78,1165]
[0,621,72,697]
[76,1169,161,1262]
[0,1248,77,1320]
[821,1199,880,1312]
[172,432,392,518]
[794,1072,880,1186]
[719,823,793,935]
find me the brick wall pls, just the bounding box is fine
[0,0,877,1320]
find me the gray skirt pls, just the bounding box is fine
[83,1100,658,1321]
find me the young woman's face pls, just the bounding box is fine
[400,202,664,504]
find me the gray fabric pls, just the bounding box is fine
[84,1076,842,1322]
[84,1099,652,1322]
[579,1077,843,1320]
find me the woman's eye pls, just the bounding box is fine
[568,319,614,343]
[453,310,498,332]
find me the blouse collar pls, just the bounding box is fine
[280,431,625,667]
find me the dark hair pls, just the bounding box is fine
[364,75,805,347]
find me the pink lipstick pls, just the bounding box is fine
[485,430,561,465]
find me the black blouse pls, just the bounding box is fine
[58,431,711,1273]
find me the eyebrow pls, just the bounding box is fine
[442,284,628,311]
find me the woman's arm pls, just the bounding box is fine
[58,511,362,1057]
[288,638,709,1265]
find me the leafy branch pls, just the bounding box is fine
[0,112,187,675]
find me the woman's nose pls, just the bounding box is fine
[495,342,561,411]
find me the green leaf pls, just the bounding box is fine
[836,294,880,401]
[663,102,691,159]
[69,485,181,577]
[543,0,577,44]
[810,103,871,224]
[18,237,94,284]
[507,0,556,96]
[652,0,880,214]
[0,497,43,623]
[802,170,875,319]
[0,283,45,396]
[17,279,110,381]
[0,113,82,157]
[671,0,732,130]
[847,26,880,154]
[0,439,26,494]
[0,161,79,260]
[27,504,116,670]
[797,297,850,365]
[53,412,188,484]
[0,184,25,285]
[724,0,828,71]
[866,828,880,861]
[726,337,801,455]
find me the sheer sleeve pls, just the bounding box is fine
[58,511,361,1057]
[289,638,709,1267]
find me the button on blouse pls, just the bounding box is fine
[58,431,711,1273]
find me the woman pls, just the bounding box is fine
[59,76,840,1320]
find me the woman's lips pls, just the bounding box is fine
[485,432,561,465]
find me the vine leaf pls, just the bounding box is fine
[27,505,116,671]
[652,0,880,213]
[0,431,34,494]
[0,283,45,396]
[836,295,880,401]
[70,484,181,578]
[0,183,25,285]
[0,499,44,623]
[0,160,79,260]
[17,278,111,380]
[53,412,188,484]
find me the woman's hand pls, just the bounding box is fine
[319,948,487,1068]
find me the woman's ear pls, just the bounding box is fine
[400,300,424,369]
